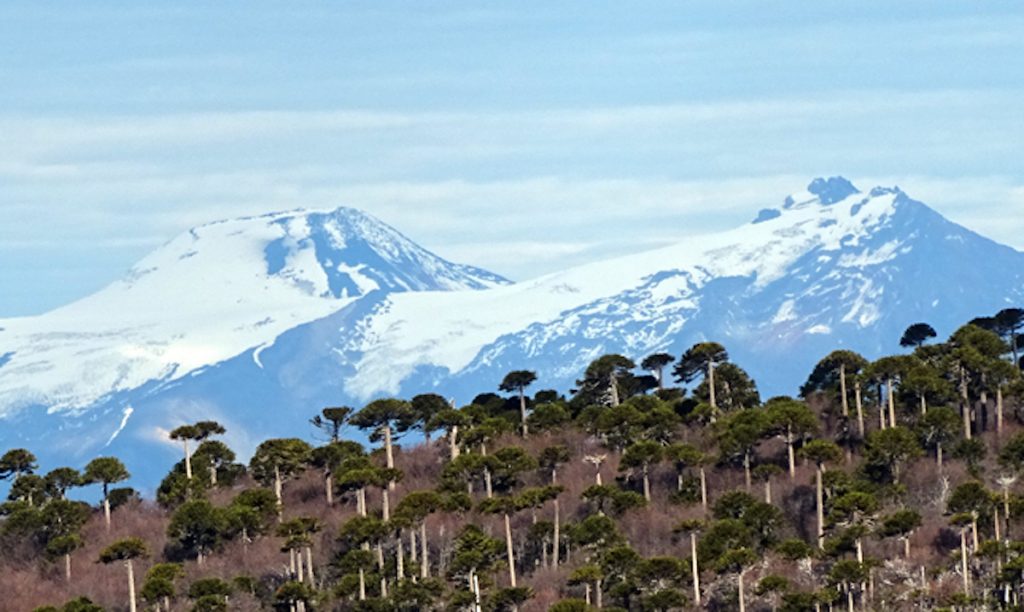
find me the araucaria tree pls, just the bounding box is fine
[83,456,129,530]
[350,398,414,487]
[675,342,729,416]
[249,438,313,515]
[500,370,538,437]
[99,538,147,612]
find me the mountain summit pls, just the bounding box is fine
[0,206,507,416]
[2,178,1022,486]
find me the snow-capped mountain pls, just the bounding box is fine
[2,177,1023,488]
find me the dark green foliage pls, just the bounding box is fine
[574,354,639,407]
[901,322,938,348]
[528,402,571,432]
[775,538,815,561]
[82,457,129,491]
[98,537,147,563]
[167,499,227,561]
[0,448,37,480]
[249,438,313,485]
[56,598,104,612]
[549,599,593,612]
[310,406,353,442]
[951,438,987,476]
[188,577,233,599]
[862,427,922,483]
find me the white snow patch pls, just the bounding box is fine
[253,343,269,369]
[836,240,902,268]
[105,406,134,446]
[840,279,884,328]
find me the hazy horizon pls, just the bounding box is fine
[2,2,1023,316]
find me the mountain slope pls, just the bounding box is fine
[2,177,1022,487]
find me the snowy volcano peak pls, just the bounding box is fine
[0,205,508,415]
[139,205,510,302]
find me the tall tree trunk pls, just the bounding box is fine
[183,439,192,480]
[855,382,865,437]
[595,579,603,608]
[699,467,708,512]
[960,528,970,595]
[887,378,896,428]
[297,548,305,583]
[961,368,972,440]
[879,399,886,430]
[396,531,405,581]
[358,568,366,601]
[103,484,112,530]
[642,465,651,502]
[690,532,701,606]
[306,547,315,585]
[484,467,493,499]
[904,535,911,559]
[998,386,1005,436]
[1003,486,1011,540]
[324,470,333,506]
[504,513,517,587]
[519,389,528,437]
[126,559,138,612]
[764,479,772,504]
[787,427,796,479]
[743,452,752,491]
[274,465,283,518]
[449,426,460,460]
[384,425,395,490]
[738,570,746,612]
[382,488,390,522]
[937,442,944,471]
[816,465,825,549]
[994,507,1001,543]
[64,553,72,581]
[377,543,387,597]
[708,360,717,413]
[552,467,561,568]
[420,522,430,578]
[920,394,927,416]
[1012,330,1020,370]
[839,363,849,417]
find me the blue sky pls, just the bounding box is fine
[2,2,1023,316]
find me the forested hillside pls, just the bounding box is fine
[2,308,1024,612]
